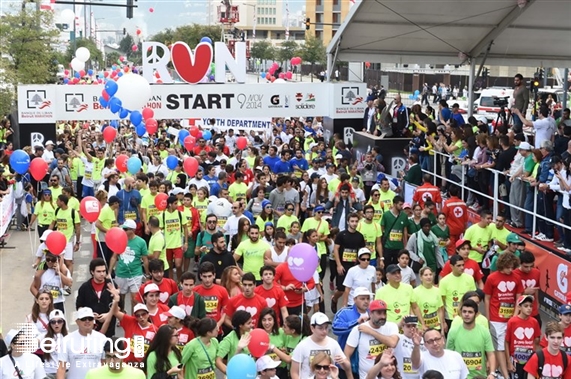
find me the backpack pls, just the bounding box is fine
[54,207,76,229]
[103,180,121,193]
[535,349,568,378]
[162,210,183,234]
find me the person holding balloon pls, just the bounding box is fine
[257,307,288,379]
[30,249,72,312]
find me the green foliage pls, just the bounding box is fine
[250,40,276,61]
[66,38,103,69]
[106,52,121,68]
[299,35,326,65]
[151,24,223,47]
[278,40,298,63]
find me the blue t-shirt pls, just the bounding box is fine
[440,108,451,122]
[290,157,309,172]
[117,189,142,224]
[263,155,280,169]
[274,160,292,175]
[210,182,228,197]
[452,113,465,126]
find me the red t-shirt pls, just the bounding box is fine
[137,279,180,305]
[91,279,105,299]
[442,197,469,236]
[524,348,571,379]
[413,183,442,208]
[505,315,541,363]
[274,262,316,307]
[484,272,524,322]
[254,285,289,324]
[540,324,571,354]
[440,257,484,283]
[224,293,268,326]
[120,315,158,362]
[194,284,229,322]
[175,325,194,350]
[148,303,170,326]
[514,268,541,317]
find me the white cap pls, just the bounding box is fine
[133,304,149,314]
[208,195,218,203]
[4,329,20,346]
[517,141,532,150]
[309,142,318,149]
[144,283,160,294]
[45,140,55,146]
[353,287,374,299]
[476,116,489,124]
[121,219,137,229]
[335,154,343,160]
[310,312,331,325]
[358,247,372,258]
[49,309,65,321]
[256,355,281,372]
[165,305,186,320]
[40,229,53,242]
[171,187,185,195]
[76,307,95,320]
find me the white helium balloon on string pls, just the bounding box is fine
[70,58,85,72]
[113,73,151,111]
[60,9,75,24]
[75,47,91,62]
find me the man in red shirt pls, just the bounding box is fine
[274,259,316,316]
[255,265,289,325]
[412,174,442,210]
[539,304,571,354]
[194,262,229,331]
[138,259,179,305]
[525,321,571,379]
[440,239,484,289]
[223,272,268,327]
[193,137,212,155]
[441,185,468,255]
[514,251,541,327]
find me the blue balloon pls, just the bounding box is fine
[119,108,129,119]
[10,149,31,175]
[118,71,124,77]
[127,156,142,174]
[99,96,108,108]
[227,354,256,379]
[74,72,80,78]
[202,130,212,140]
[166,155,178,170]
[178,129,190,143]
[87,69,93,76]
[105,81,118,97]
[414,90,420,95]
[98,72,104,78]
[109,97,122,113]
[136,124,146,137]
[110,120,119,128]
[130,110,142,126]
[260,72,266,78]
[200,36,212,45]
[63,78,69,84]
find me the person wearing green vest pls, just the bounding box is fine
[301,205,330,277]
[181,318,220,379]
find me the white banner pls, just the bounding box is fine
[17,82,367,124]
[0,190,15,237]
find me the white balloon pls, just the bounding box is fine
[75,47,90,62]
[60,9,75,25]
[70,58,85,72]
[114,73,151,111]
[273,78,287,83]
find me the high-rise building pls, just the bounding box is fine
[305,0,351,45]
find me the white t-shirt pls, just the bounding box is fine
[43,333,65,374]
[59,330,106,379]
[398,265,416,285]
[223,214,248,239]
[533,117,556,148]
[346,321,399,379]
[291,336,345,379]
[188,178,209,191]
[271,246,288,264]
[0,353,46,379]
[393,334,425,379]
[417,349,468,379]
[343,265,376,305]
[80,157,94,188]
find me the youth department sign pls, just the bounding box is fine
[17,82,366,123]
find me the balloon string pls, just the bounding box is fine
[300,282,305,379]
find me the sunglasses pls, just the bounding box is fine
[315,365,330,371]
[45,257,58,263]
[359,257,371,261]
[207,220,217,224]
[80,317,95,322]
[315,211,323,214]
[286,208,294,211]
[50,319,64,325]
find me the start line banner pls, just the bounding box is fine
[17,82,367,124]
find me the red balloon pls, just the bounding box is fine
[136,29,141,35]
[189,125,199,137]
[156,79,163,84]
[45,231,67,256]
[106,227,128,254]
[80,196,101,223]
[79,70,86,77]
[248,329,270,358]
[236,137,248,150]
[29,159,48,181]
[184,136,196,151]
[146,118,158,135]
[183,157,199,177]
[131,45,138,52]
[123,66,130,73]
[196,131,203,140]
[101,90,110,101]
[149,7,154,12]
[154,192,168,211]
[115,154,129,173]
[103,71,109,78]
[142,107,154,120]
[102,126,117,143]
[278,73,285,79]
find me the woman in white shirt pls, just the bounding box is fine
[307,352,339,379]
[25,290,54,340]
[43,310,68,379]
[0,329,46,379]
[549,156,571,252]
[342,247,377,307]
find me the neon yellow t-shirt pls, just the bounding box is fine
[68,196,80,213]
[464,224,492,262]
[379,190,395,210]
[141,193,160,222]
[92,157,104,182]
[96,204,118,242]
[234,239,271,280]
[277,214,299,231]
[34,202,56,225]
[193,198,209,225]
[357,220,382,259]
[368,201,385,223]
[228,182,248,201]
[413,285,443,329]
[301,217,329,256]
[148,231,168,270]
[439,273,477,319]
[159,210,188,249]
[53,207,79,241]
[490,224,510,247]
[374,283,416,323]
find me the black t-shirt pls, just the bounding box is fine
[554,135,570,156]
[334,230,366,266]
[496,146,517,172]
[201,249,236,280]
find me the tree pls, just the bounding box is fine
[278,40,298,67]
[250,40,271,61]
[151,24,222,47]
[106,52,121,68]
[66,38,103,70]
[299,35,326,82]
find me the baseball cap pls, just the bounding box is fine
[121,219,137,230]
[165,305,186,320]
[325,163,335,169]
[171,187,184,195]
[108,195,120,205]
[310,312,331,325]
[76,307,95,319]
[403,203,411,209]
[476,116,488,124]
[45,140,55,146]
[358,247,372,258]
[4,329,22,346]
[517,141,532,150]
[49,309,65,321]
[134,304,149,314]
[144,283,160,294]
[261,200,272,209]
[310,173,321,180]
[353,287,373,298]
[516,295,534,306]
[309,142,318,149]
[335,154,343,160]
[40,229,53,242]
[369,300,388,311]
[558,304,571,315]
[351,177,360,183]
[42,189,52,196]
[256,356,281,372]
[455,239,471,249]
[403,315,419,324]
[385,264,401,274]
[506,233,524,245]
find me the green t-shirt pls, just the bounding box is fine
[277,214,299,230]
[356,220,382,259]
[139,187,150,199]
[266,329,286,366]
[413,285,443,329]
[439,273,477,319]
[68,196,80,213]
[146,350,180,379]
[523,154,535,176]
[34,201,55,226]
[85,364,145,379]
[374,283,416,323]
[96,204,118,242]
[115,236,148,278]
[490,250,521,272]
[141,193,160,222]
[228,182,248,201]
[446,324,494,379]
[431,224,450,249]
[450,314,489,331]
[181,337,219,379]
[148,231,168,271]
[490,224,510,247]
[380,210,409,250]
[53,207,79,241]
[301,217,329,256]
[193,198,209,224]
[217,330,249,360]
[92,157,105,182]
[234,239,270,280]
[369,201,384,223]
[464,224,492,262]
[49,186,63,200]
[159,210,188,249]
[379,190,395,210]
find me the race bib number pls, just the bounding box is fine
[402,357,416,374]
[124,211,137,221]
[56,219,68,231]
[368,339,386,358]
[389,231,402,242]
[85,171,92,180]
[148,205,160,218]
[514,347,532,364]
[423,311,439,328]
[342,250,357,263]
[204,298,218,314]
[197,368,215,379]
[461,352,482,370]
[499,302,515,318]
[452,301,460,316]
[44,285,60,299]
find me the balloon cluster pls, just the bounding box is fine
[63,47,98,85]
[262,60,298,83]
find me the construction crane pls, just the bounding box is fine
[218,0,239,43]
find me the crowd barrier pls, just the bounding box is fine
[0,190,15,238]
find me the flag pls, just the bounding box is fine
[285,1,289,40]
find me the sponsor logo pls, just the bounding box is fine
[65,94,88,112]
[26,90,51,109]
[341,86,364,105]
[269,94,290,109]
[295,93,316,110]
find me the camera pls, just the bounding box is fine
[365,163,372,170]
[493,96,509,107]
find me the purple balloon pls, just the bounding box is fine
[287,243,319,282]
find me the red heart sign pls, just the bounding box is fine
[170,42,213,84]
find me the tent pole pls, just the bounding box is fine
[468,59,476,118]
[326,53,333,82]
[563,68,569,109]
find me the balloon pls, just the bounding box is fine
[178,129,190,143]
[127,156,142,174]
[79,70,86,77]
[290,58,297,66]
[117,71,124,77]
[101,90,110,101]
[287,243,320,282]
[154,192,168,211]
[183,157,199,177]
[260,72,266,79]
[64,69,69,76]
[146,118,158,134]
[105,81,118,96]
[202,130,212,140]
[248,329,270,358]
[60,9,75,24]
[99,97,108,108]
[29,158,48,181]
[9,149,30,174]
[142,107,154,120]
[189,125,199,137]
[236,136,248,150]
[102,126,117,143]
[285,71,293,79]
[70,58,84,72]
[130,110,142,126]
[80,196,101,223]
[114,73,152,111]
[365,61,371,68]
[45,231,67,256]
[87,69,93,76]
[278,73,285,79]
[103,71,109,78]
[183,136,196,151]
[115,154,129,173]
[166,155,178,170]
[75,47,90,62]
[136,29,142,35]
[136,123,146,137]
[227,354,256,379]
[296,57,302,64]
[110,120,119,128]
[131,44,138,52]
[106,227,128,254]
[109,97,122,113]
[149,7,154,12]
[200,36,213,45]
[63,78,69,84]
[119,108,129,119]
